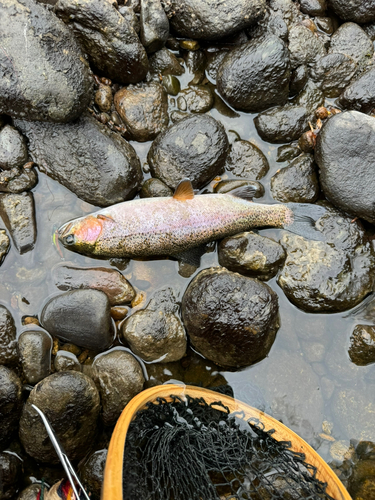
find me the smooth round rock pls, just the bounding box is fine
[18,329,52,385]
[327,0,375,24]
[181,267,279,368]
[0,305,17,366]
[139,0,169,53]
[311,53,357,98]
[40,289,114,352]
[255,104,311,143]
[349,325,375,366]
[179,85,214,113]
[19,371,100,463]
[114,82,168,142]
[270,153,319,203]
[300,0,326,16]
[122,309,187,363]
[217,35,290,112]
[0,366,22,450]
[224,140,269,180]
[328,23,374,63]
[94,85,113,113]
[315,111,375,223]
[0,0,93,122]
[52,265,135,306]
[0,452,22,500]
[148,114,229,189]
[92,349,145,425]
[165,0,266,40]
[218,232,286,281]
[277,205,375,312]
[79,449,107,498]
[0,126,28,171]
[15,114,143,208]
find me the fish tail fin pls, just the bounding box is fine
[283,203,326,241]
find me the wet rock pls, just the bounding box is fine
[363,21,375,41]
[213,180,265,199]
[140,0,169,53]
[224,140,269,180]
[122,288,187,362]
[164,0,266,40]
[218,232,286,281]
[0,366,22,450]
[328,23,374,64]
[15,114,142,207]
[254,81,324,143]
[217,35,290,112]
[41,289,114,351]
[114,82,168,142]
[0,0,92,123]
[92,349,145,425]
[348,459,375,500]
[0,306,17,366]
[276,144,301,162]
[179,85,213,113]
[315,16,334,35]
[119,5,140,33]
[18,329,52,385]
[311,53,357,98]
[0,166,38,194]
[315,110,375,223]
[181,267,279,368]
[0,126,28,171]
[0,193,36,254]
[300,0,326,16]
[54,350,81,372]
[183,50,206,73]
[148,114,229,189]
[52,265,135,306]
[270,153,319,203]
[79,449,107,498]
[17,485,42,500]
[148,48,184,76]
[205,51,228,84]
[348,325,375,366]
[246,6,289,42]
[94,85,112,113]
[140,178,173,198]
[332,385,375,442]
[327,0,375,24]
[290,65,308,95]
[55,0,148,84]
[162,75,180,96]
[338,67,375,112]
[277,205,375,312]
[0,452,22,500]
[288,24,326,69]
[0,231,9,265]
[19,371,100,463]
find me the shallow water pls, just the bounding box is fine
[3,55,375,490]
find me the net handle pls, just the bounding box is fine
[101,384,352,500]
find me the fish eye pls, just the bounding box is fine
[64,234,75,245]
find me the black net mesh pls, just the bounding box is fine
[122,395,335,500]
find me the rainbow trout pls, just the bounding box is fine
[57,179,325,260]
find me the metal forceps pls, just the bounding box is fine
[31,404,90,500]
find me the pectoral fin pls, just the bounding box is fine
[172,244,207,267]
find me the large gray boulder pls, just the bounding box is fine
[0,0,92,122]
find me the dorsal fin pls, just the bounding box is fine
[97,214,114,222]
[173,178,194,201]
[228,185,257,201]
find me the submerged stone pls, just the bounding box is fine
[0,0,92,122]
[15,114,142,207]
[348,325,375,366]
[0,193,36,254]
